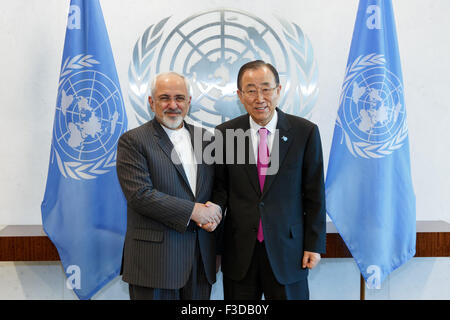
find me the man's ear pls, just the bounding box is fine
[237,89,245,104]
[148,96,155,112]
[276,84,282,95]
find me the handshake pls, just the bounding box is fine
[191,201,222,232]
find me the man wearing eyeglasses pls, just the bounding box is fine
[213,60,326,300]
[116,72,221,299]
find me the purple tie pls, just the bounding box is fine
[257,128,269,242]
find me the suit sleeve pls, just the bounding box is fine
[211,127,228,213]
[116,132,194,233]
[211,127,228,254]
[302,124,327,254]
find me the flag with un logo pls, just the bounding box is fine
[326,0,416,288]
[41,0,127,299]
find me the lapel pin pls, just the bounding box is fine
[282,136,288,142]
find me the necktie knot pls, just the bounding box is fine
[259,127,268,138]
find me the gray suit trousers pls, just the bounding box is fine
[128,236,211,300]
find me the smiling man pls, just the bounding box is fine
[213,60,327,300]
[116,72,222,300]
[148,73,191,129]
[237,62,281,126]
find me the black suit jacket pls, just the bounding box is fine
[213,108,326,285]
[116,119,216,289]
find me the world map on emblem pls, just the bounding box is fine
[54,70,125,162]
[341,66,405,144]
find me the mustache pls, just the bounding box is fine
[163,109,182,115]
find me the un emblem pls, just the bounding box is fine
[337,53,408,158]
[128,9,318,128]
[53,55,126,180]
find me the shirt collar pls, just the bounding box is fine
[161,122,189,138]
[249,109,278,134]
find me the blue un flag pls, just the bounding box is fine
[41,0,127,299]
[326,0,415,288]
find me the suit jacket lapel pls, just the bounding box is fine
[237,115,261,196]
[262,108,292,197]
[152,119,192,196]
[186,123,206,199]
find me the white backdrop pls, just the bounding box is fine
[0,0,449,225]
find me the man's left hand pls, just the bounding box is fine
[302,251,321,269]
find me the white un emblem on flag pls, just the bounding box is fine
[53,55,125,180]
[337,53,408,159]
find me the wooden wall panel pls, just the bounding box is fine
[1,222,449,261]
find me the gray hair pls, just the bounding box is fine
[150,71,191,98]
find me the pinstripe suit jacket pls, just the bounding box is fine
[116,119,216,289]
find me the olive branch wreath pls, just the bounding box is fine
[278,18,319,119]
[128,17,170,125]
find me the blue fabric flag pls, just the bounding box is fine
[326,0,415,288]
[41,0,127,299]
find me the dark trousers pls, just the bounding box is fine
[223,241,309,300]
[129,238,211,300]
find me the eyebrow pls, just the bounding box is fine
[244,82,272,88]
[158,94,186,98]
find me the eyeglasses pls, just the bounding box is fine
[157,95,187,103]
[242,87,278,98]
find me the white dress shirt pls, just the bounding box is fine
[249,110,278,162]
[162,124,197,196]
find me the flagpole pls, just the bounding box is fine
[360,274,365,300]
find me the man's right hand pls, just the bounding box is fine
[191,202,222,228]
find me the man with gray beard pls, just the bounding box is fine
[117,72,221,300]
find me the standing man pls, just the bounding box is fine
[117,72,221,300]
[213,60,326,300]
